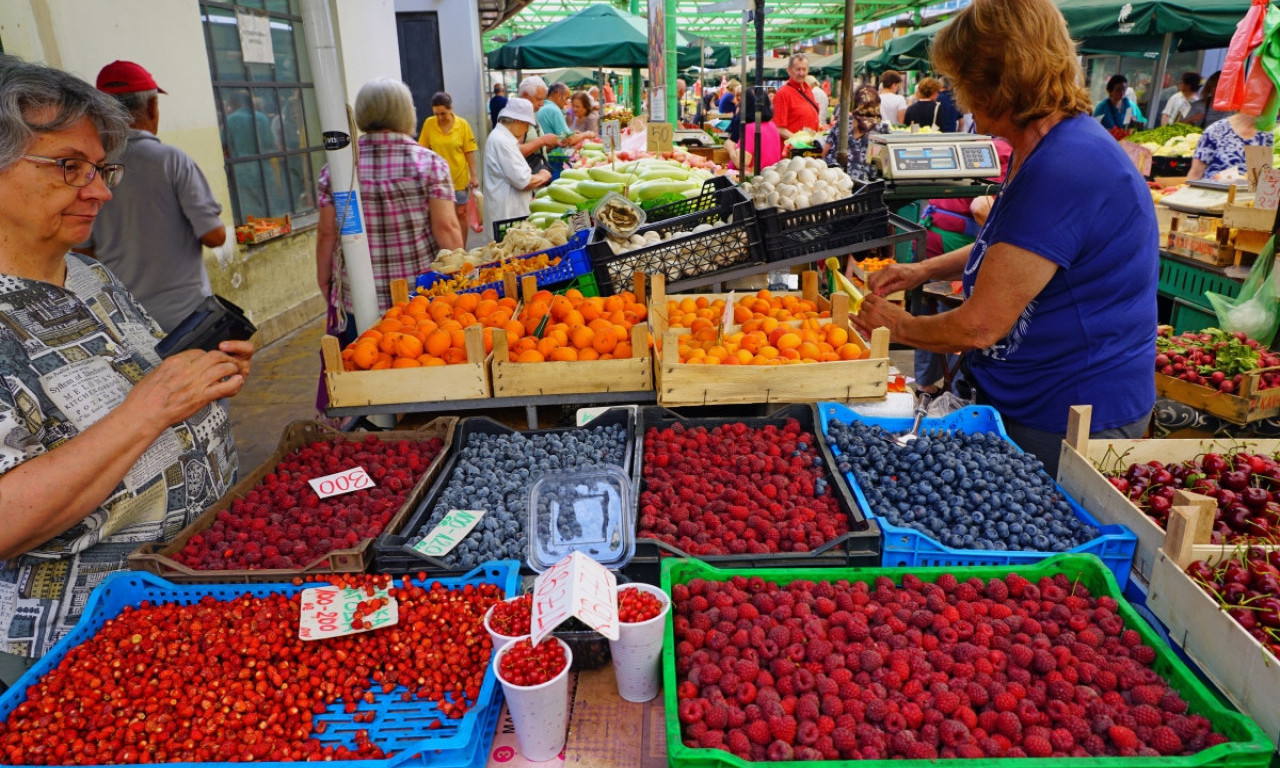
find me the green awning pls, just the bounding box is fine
[487,3,702,70]
[1056,0,1253,52]
[542,67,601,88]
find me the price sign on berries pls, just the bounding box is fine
[298,585,398,641]
[308,466,374,499]
[409,509,485,559]
[530,551,619,644]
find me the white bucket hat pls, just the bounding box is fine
[498,97,538,126]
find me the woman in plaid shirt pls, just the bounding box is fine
[316,79,464,333]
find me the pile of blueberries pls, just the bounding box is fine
[407,423,628,569]
[825,419,1099,552]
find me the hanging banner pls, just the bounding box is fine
[237,10,275,65]
[648,0,667,119]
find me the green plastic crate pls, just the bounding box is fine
[659,554,1273,768]
[1158,256,1240,310]
[554,272,600,297]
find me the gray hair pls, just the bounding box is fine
[114,89,157,120]
[354,78,416,135]
[788,53,809,68]
[0,55,129,171]
[518,76,548,98]
[547,82,569,99]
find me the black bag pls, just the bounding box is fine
[156,294,257,357]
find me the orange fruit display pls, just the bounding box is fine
[341,289,515,370]
[505,289,648,363]
[665,289,830,331]
[675,318,868,366]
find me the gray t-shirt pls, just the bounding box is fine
[83,130,224,332]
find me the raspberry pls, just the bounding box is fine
[768,715,797,743]
[906,742,937,759]
[796,694,820,722]
[819,694,843,717]
[935,690,960,715]
[832,727,858,755]
[996,711,1022,738]
[866,699,888,722]
[993,692,1018,712]
[1050,728,1075,752]
[1130,685,1164,707]
[1024,735,1053,757]
[765,740,794,761]
[697,730,724,749]
[1132,704,1162,728]
[704,703,730,730]
[1132,645,1156,665]
[796,720,820,746]
[1061,716,1091,744]
[1108,725,1140,750]
[939,719,971,747]
[1160,691,1188,714]
[1151,726,1184,755]
[726,729,751,756]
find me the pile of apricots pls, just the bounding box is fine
[503,289,647,363]
[340,290,517,370]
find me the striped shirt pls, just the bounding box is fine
[318,131,454,313]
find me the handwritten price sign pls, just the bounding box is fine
[410,510,485,559]
[530,551,619,645]
[298,585,398,641]
[308,466,374,499]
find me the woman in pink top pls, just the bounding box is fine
[724,89,783,173]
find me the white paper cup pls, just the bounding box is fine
[608,583,670,702]
[484,602,525,651]
[494,635,573,762]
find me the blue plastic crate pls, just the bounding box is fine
[817,403,1138,589]
[0,561,520,768]
[416,231,590,298]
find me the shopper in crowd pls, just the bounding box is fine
[417,91,478,237]
[936,77,961,132]
[724,89,783,172]
[1189,112,1274,181]
[878,70,908,125]
[718,80,741,115]
[696,87,717,125]
[1094,74,1142,129]
[853,0,1157,475]
[0,55,253,679]
[903,77,946,129]
[824,85,891,181]
[1162,72,1202,126]
[488,82,507,129]
[316,78,462,326]
[537,83,593,147]
[587,85,601,106]
[568,90,600,135]
[79,60,225,333]
[602,80,616,104]
[484,97,552,222]
[1187,71,1230,128]
[806,75,830,125]
[773,54,821,140]
[516,76,560,174]
[676,78,691,124]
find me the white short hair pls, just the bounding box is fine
[518,76,548,98]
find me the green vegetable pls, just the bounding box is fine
[1127,124,1203,145]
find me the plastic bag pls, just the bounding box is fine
[1207,235,1280,346]
[1218,0,1271,113]
[1246,5,1280,127]
[926,391,973,418]
[465,189,483,233]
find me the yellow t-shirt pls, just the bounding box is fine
[417,115,478,191]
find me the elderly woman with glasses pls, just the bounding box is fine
[0,55,253,681]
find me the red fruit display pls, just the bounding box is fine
[638,420,847,555]
[174,435,444,571]
[671,573,1228,760]
[1186,547,1280,658]
[619,587,664,623]
[1155,326,1280,394]
[498,637,569,687]
[489,594,533,637]
[1105,453,1280,544]
[0,574,503,765]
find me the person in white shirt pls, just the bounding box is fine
[1161,72,1202,126]
[879,70,908,125]
[806,75,830,125]
[483,98,551,222]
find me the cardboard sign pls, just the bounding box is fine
[721,291,736,338]
[411,510,486,559]
[531,551,619,644]
[236,9,275,65]
[1119,141,1152,178]
[646,122,674,153]
[299,585,398,641]
[601,120,622,154]
[1246,146,1273,191]
[308,466,374,499]
[575,405,636,427]
[1255,167,1280,211]
[570,210,592,233]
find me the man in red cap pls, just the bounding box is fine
[78,60,227,333]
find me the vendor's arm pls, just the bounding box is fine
[867,244,974,295]
[853,242,1056,354]
[0,345,251,560]
[519,133,560,157]
[777,127,794,141]
[1187,158,1207,181]
[723,138,753,171]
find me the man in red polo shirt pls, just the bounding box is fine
[772,54,821,140]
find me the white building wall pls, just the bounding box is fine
[331,0,403,100]
[394,0,487,144]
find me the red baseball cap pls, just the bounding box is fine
[96,60,167,94]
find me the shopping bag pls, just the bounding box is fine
[465,189,483,233]
[1206,235,1280,346]
[1218,0,1271,112]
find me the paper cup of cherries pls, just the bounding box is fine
[493,634,573,761]
[484,593,532,650]
[608,583,670,702]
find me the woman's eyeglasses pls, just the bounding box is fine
[21,154,125,190]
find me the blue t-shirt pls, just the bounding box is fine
[1094,98,1135,129]
[937,90,960,133]
[718,91,738,115]
[960,114,1157,433]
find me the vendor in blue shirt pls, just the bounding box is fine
[1094,74,1143,130]
[852,0,1156,476]
[537,83,595,147]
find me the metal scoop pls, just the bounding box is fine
[894,393,932,446]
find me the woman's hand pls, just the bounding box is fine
[868,261,929,295]
[125,348,248,429]
[849,294,910,341]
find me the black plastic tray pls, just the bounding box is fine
[586,203,765,296]
[644,176,749,225]
[756,179,889,262]
[623,404,881,585]
[373,408,637,576]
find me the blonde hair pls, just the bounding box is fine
[726,80,741,93]
[355,78,416,135]
[932,0,1090,127]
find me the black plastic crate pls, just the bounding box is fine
[644,176,750,224]
[622,404,881,585]
[373,408,637,576]
[492,212,572,242]
[587,204,765,296]
[756,179,890,262]
[1150,156,1193,178]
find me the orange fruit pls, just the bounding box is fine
[504,320,525,343]
[377,331,403,355]
[475,298,498,318]
[425,330,452,357]
[578,347,600,361]
[592,329,618,355]
[371,354,393,370]
[394,334,424,360]
[775,333,802,351]
[549,347,578,362]
[480,288,501,302]
[454,293,480,313]
[391,357,421,368]
[838,343,864,361]
[826,326,849,347]
[571,326,595,349]
[422,356,447,367]
[614,341,633,358]
[516,349,545,363]
[450,329,466,349]
[537,336,559,358]
[550,295,573,321]
[443,347,468,364]
[351,342,379,370]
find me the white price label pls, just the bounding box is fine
[308,466,374,499]
[602,120,622,154]
[411,510,486,559]
[299,586,398,641]
[721,290,736,337]
[530,551,619,645]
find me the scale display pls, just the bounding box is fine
[892,145,960,172]
[870,134,1002,181]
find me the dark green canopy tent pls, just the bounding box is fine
[1056,0,1252,53]
[486,4,702,70]
[865,18,949,75]
[543,67,601,88]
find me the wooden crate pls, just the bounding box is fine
[1146,499,1280,749]
[649,269,833,331]
[1056,405,1280,582]
[1165,215,1238,266]
[128,418,456,582]
[653,284,891,407]
[489,274,654,397]
[1155,366,1280,425]
[321,280,492,407]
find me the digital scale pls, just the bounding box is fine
[1159,179,1254,215]
[869,133,1002,181]
[674,129,718,147]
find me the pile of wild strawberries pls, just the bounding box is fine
[174,435,444,571]
[638,420,848,555]
[673,572,1227,760]
[0,574,503,765]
